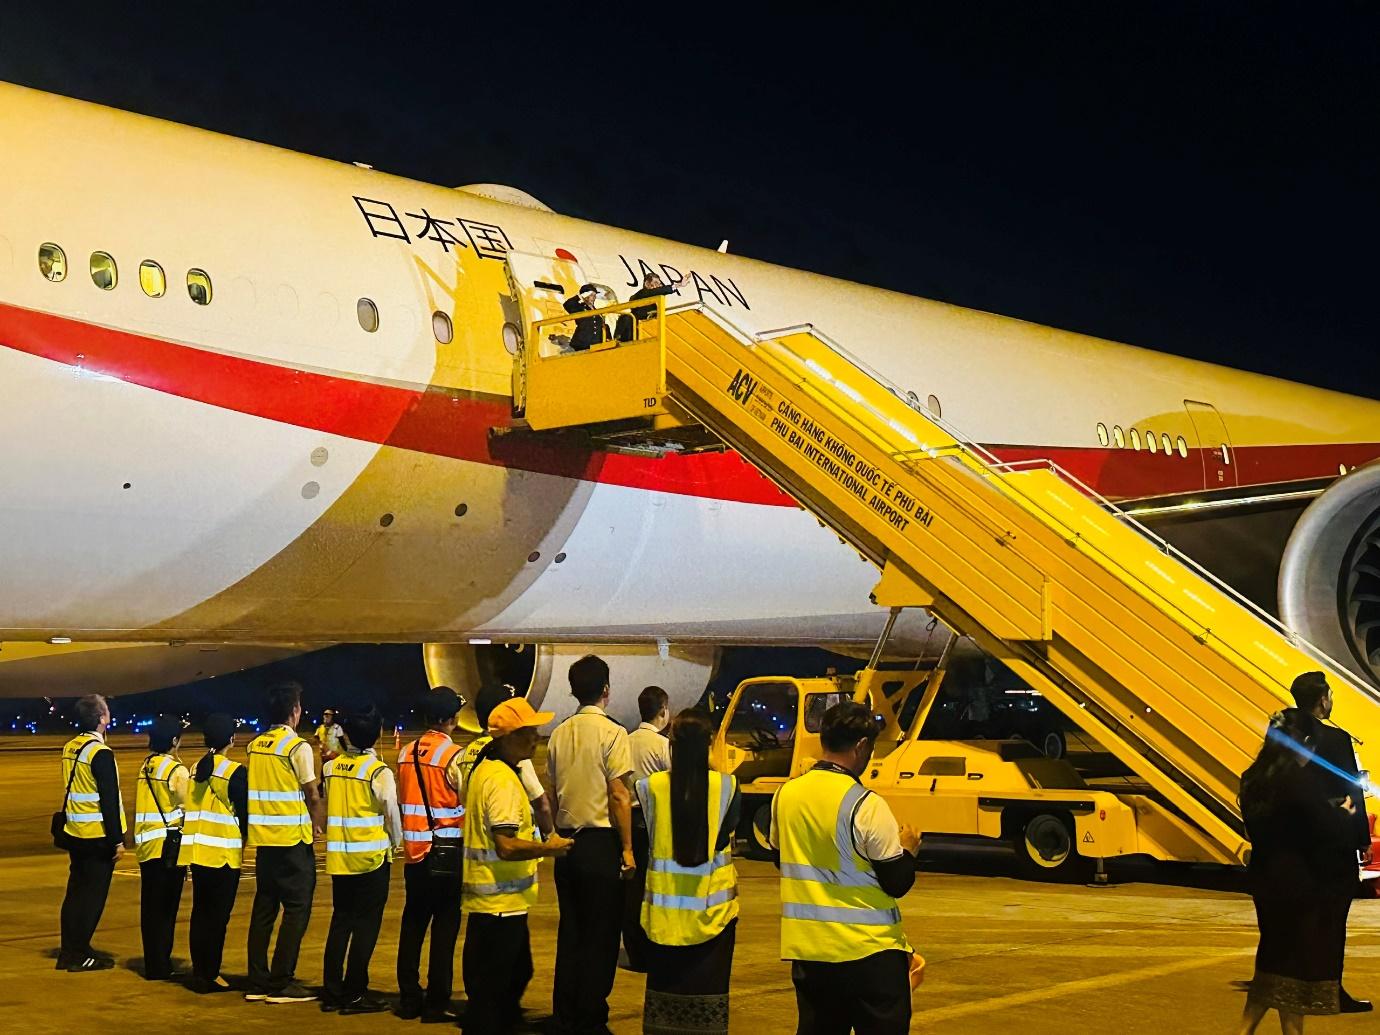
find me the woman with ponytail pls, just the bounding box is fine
[635,710,740,1034]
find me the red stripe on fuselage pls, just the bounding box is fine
[0,303,1372,504]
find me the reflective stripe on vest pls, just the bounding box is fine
[462,759,538,914]
[179,754,244,869]
[397,732,463,863]
[61,734,128,840]
[324,753,391,875]
[638,770,739,946]
[775,768,910,963]
[246,727,312,847]
[134,753,186,863]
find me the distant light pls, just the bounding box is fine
[469,638,492,645]
[49,637,72,645]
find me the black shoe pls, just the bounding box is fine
[1341,990,1374,1013]
[265,982,318,1004]
[54,953,72,971]
[319,996,341,1013]
[340,993,390,1015]
[66,955,115,973]
[395,1000,423,1020]
[419,1006,456,1023]
[187,976,232,994]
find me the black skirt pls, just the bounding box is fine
[642,919,736,1035]
[1247,894,1345,1015]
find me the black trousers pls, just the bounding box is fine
[462,912,533,1034]
[188,864,240,982]
[553,827,624,1033]
[791,949,912,1035]
[322,863,391,1002]
[246,842,316,992]
[138,859,186,979]
[59,838,116,959]
[396,859,463,1010]
[621,818,652,972]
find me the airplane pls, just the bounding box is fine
[2,81,1379,727]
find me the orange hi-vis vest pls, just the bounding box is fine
[397,730,463,863]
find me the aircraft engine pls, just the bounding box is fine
[1278,464,1380,685]
[422,642,719,731]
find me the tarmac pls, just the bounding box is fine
[2,733,1378,1033]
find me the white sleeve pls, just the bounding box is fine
[517,759,546,802]
[853,792,904,862]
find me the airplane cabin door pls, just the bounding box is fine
[503,251,586,414]
[1184,400,1238,488]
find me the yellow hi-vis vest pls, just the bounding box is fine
[246,726,312,847]
[774,767,911,963]
[61,733,127,840]
[462,758,538,914]
[134,752,187,863]
[179,754,243,869]
[638,770,739,946]
[324,751,391,875]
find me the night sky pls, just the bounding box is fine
[2,6,1376,719]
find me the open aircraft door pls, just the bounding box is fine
[503,251,585,414]
[1184,400,1238,488]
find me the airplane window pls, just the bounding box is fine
[927,394,942,418]
[431,310,454,344]
[357,297,379,333]
[187,268,213,305]
[1129,428,1141,451]
[139,261,166,298]
[90,251,118,291]
[38,242,67,282]
[1161,433,1173,456]
[1113,426,1125,449]
[1147,430,1158,454]
[501,322,521,356]
[1096,423,1109,447]
[1176,435,1189,458]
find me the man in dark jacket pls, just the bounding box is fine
[562,284,609,352]
[1292,670,1373,1013]
[615,272,685,341]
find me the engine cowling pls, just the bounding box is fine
[1278,464,1380,684]
[423,642,718,730]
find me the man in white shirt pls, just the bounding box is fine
[622,685,671,971]
[546,655,634,1035]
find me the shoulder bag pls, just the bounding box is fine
[414,741,461,878]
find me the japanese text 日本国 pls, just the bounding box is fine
[353,196,514,259]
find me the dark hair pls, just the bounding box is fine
[474,683,514,730]
[74,694,106,732]
[569,655,610,706]
[1240,707,1321,823]
[1289,671,1330,714]
[639,685,669,723]
[197,713,236,781]
[265,680,303,726]
[148,715,181,754]
[820,700,881,753]
[667,710,714,868]
[421,686,462,725]
[342,706,382,751]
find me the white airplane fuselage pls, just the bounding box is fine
[2,83,1378,658]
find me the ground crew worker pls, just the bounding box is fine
[623,685,671,972]
[770,701,921,1035]
[563,284,610,352]
[321,706,402,1015]
[636,710,740,1035]
[244,681,324,1004]
[395,686,466,1022]
[463,683,555,836]
[134,714,189,981]
[315,708,344,763]
[462,698,574,1033]
[56,693,127,973]
[546,654,636,1035]
[179,712,248,995]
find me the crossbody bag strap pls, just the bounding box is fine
[143,754,170,827]
[413,741,437,831]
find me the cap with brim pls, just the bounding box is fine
[202,712,237,746]
[488,698,555,737]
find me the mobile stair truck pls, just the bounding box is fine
[496,258,1380,881]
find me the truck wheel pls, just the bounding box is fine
[1040,729,1067,759]
[739,799,774,861]
[1013,811,1092,881]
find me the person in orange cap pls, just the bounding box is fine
[462,698,574,1033]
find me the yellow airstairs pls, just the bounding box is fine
[506,295,1380,866]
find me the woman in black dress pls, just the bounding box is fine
[1238,707,1358,1033]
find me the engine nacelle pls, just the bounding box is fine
[1278,464,1380,684]
[423,642,719,730]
